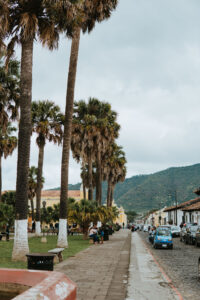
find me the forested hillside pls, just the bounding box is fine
[51,164,200,212]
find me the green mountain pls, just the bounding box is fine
[50,163,200,213]
[111,163,200,212]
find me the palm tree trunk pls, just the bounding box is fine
[30,197,34,221]
[96,151,102,205]
[58,28,81,247]
[110,184,115,207]
[0,153,2,202]
[107,179,112,207]
[83,182,86,199]
[88,150,93,201]
[35,144,44,236]
[12,38,33,261]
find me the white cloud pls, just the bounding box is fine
[3,0,200,190]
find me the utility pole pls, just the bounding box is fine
[175,190,178,226]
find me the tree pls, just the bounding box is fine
[72,98,120,205]
[68,199,98,239]
[0,123,17,201]
[0,52,20,131]
[0,0,79,261]
[58,0,118,247]
[0,191,16,229]
[32,100,63,236]
[105,144,127,207]
[2,191,16,206]
[28,166,39,222]
[126,211,138,223]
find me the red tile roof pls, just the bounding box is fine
[182,202,200,211]
[164,197,200,212]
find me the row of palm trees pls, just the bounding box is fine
[0,0,119,261]
[71,98,127,207]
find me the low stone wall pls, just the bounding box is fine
[0,268,76,300]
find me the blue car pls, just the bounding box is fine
[153,228,173,249]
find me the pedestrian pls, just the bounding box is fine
[99,227,104,244]
[32,220,35,233]
[6,224,9,241]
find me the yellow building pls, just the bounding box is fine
[112,201,127,226]
[30,187,88,209]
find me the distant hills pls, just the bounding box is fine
[51,163,200,213]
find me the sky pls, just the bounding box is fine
[3,0,200,190]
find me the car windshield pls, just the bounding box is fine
[171,226,179,230]
[191,226,198,232]
[157,230,170,236]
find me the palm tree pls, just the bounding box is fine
[68,199,98,239]
[105,144,127,207]
[71,98,120,205]
[0,0,79,261]
[0,52,20,130]
[28,166,38,222]
[32,100,63,236]
[0,123,17,202]
[58,0,118,247]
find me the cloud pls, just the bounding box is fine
[3,0,200,190]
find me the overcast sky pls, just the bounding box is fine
[3,0,200,190]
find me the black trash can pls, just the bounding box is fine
[108,227,113,235]
[26,253,55,271]
[103,229,109,241]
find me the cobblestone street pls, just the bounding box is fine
[139,231,200,300]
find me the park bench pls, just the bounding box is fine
[70,228,82,235]
[48,248,65,262]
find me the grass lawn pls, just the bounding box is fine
[0,235,90,269]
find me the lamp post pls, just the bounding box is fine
[175,190,178,226]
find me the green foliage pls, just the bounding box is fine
[126,211,138,223]
[105,164,200,212]
[0,202,14,228]
[2,191,16,206]
[0,191,16,228]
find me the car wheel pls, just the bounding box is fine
[198,258,200,279]
[170,245,173,249]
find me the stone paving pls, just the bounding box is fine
[55,229,131,300]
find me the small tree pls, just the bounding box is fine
[68,199,98,239]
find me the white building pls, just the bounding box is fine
[164,197,200,226]
[182,202,200,224]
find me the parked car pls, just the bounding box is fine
[157,225,172,231]
[171,226,181,238]
[195,226,200,247]
[153,228,173,249]
[185,225,199,245]
[143,225,149,232]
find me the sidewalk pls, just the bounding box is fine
[126,232,180,300]
[55,229,131,300]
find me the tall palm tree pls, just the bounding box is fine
[0,0,79,261]
[105,144,127,207]
[0,52,20,129]
[28,166,39,222]
[0,123,17,202]
[32,100,63,236]
[71,98,120,205]
[58,0,118,247]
